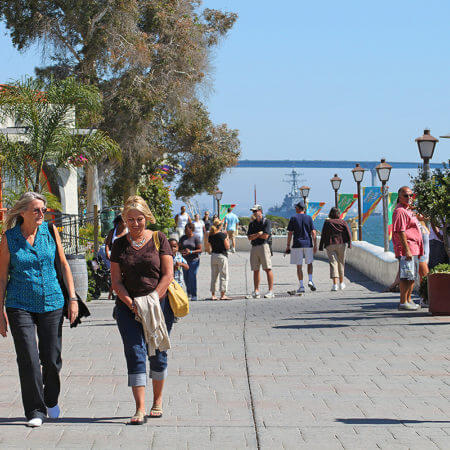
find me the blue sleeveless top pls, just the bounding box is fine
[5,222,65,313]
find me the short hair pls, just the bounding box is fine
[185,222,195,232]
[328,207,341,219]
[398,186,410,196]
[168,238,178,245]
[295,203,305,211]
[5,192,47,230]
[227,207,232,213]
[122,195,156,224]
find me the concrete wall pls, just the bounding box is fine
[235,235,398,288]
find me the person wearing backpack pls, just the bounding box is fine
[247,205,274,298]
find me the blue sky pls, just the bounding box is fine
[1,1,449,215]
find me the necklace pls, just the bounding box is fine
[130,235,146,248]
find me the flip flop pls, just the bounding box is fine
[211,297,219,301]
[220,296,232,300]
[129,411,147,425]
[149,405,163,419]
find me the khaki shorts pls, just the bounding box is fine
[250,244,272,271]
[227,230,236,239]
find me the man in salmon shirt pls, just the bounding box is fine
[392,186,423,311]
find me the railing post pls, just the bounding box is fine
[75,214,79,255]
[94,205,99,256]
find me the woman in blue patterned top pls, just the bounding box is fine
[0,192,78,428]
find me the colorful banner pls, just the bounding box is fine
[362,187,382,225]
[388,192,398,240]
[337,194,358,219]
[219,204,237,220]
[306,202,326,220]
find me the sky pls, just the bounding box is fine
[1,1,449,216]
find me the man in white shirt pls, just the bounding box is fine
[174,206,191,239]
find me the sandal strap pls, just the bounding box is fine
[131,411,146,421]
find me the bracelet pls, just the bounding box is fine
[69,297,78,302]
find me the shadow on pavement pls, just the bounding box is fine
[0,416,128,425]
[282,312,433,321]
[336,418,450,425]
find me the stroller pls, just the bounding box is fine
[89,245,112,299]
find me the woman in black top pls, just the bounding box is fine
[207,219,231,300]
[179,223,202,301]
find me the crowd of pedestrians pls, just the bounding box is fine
[0,186,438,428]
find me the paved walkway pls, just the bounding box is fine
[1,252,450,449]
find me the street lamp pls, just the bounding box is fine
[214,189,223,215]
[375,158,392,252]
[351,163,365,241]
[415,129,438,179]
[299,186,310,207]
[330,174,342,208]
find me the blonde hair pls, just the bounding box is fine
[210,218,222,234]
[122,195,156,224]
[5,192,47,230]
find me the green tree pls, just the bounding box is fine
[0,77,120,197]
[0,1,240,200]
[411,162,450,259]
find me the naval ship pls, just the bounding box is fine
[267,170,306,218]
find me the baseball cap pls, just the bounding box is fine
[295,200,305,209]
[250,204,263,212]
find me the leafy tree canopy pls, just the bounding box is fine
[0,1,240,200]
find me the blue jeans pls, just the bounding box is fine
[115,295,174,386]
[183,258,200,298]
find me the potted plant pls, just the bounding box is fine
[412,162,450,313]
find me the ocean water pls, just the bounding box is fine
[314,214,393,250]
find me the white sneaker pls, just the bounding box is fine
[252,291,261,299]
[308,280,317,291]
[339,283,346,290]
[298,286,305,293]
[398,302,419,311]
[264,291,275,298]
[331,285,338,291]
[27,418,43,427]
[47,405,60,419]
[231,248,236,253]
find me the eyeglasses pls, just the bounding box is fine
[32,207,47,215]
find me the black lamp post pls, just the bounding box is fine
[214,189,223,215]
[375,158,392,252]
[415,129,438,179]
[299,185,310,208]
[351,163,365,241]
[330,174,342,208]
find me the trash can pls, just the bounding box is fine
[100,208,115,237]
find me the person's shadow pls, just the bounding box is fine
[0,416,129,425]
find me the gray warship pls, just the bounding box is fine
[267,170,306,218]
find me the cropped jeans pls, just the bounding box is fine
[6,307,64,420]
[115,295,174,386]
[183,258,200,299]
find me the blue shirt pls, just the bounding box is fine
[224,213,239,231]
[287,213,315,248]
[5,222,65,313]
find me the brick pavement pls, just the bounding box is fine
[0,252,449,449]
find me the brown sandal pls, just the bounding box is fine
[129,410,147,425]
[149,405,163,418]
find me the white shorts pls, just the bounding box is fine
[290,247,314,265]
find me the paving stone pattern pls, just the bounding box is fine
[0,252,449,449]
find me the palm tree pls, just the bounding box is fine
[0,77,121,201]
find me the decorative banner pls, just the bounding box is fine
[337,194,358,219]
[362,187,382,225]
[388,192,398,240]
[219,204,237,220]
[306,202,326,220]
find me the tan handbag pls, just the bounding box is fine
[153,231,190,318]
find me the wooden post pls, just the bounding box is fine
[93,205,99,256]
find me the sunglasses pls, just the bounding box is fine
[402,194,414,198]
[32,207,47,215]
